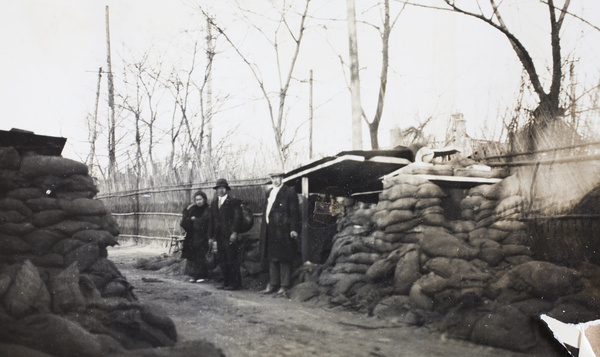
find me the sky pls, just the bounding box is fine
[1,0,599,168]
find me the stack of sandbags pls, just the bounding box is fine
[319,203,379,297]
[0,148,178,355]
[312,169,595,352]
[464,177,533,267]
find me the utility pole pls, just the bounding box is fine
[106,6,116,181]
[205,15,215,178]
[309,70,314,160]
[346,0,363,150]
[88,67,103,169]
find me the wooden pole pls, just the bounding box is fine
[106,6,116,180]
[301,177,309,263]
[309,70,314,160]
[346,0,362,150]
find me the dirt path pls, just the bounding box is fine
[107,243,537,357]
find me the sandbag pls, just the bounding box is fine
[383,174,428,188]
[328,273,365,296]
[393,250,421,295]
[386,197,418,210]
[409,283,433,311]
[30,210,67,228]
[363,236,400,254]
[0,147,20,169]
[84,258,124,290]
[381,183,419,201]
[415,198,442,210]
[28,253,64,268]
[0,170,23,190]
[0,233,32,254]
[448,220,475,234]
[424,257,487,281]
[337,252,380,265]
[51,238,85,256]
[420,231,479,260]
[469,227,508,242]
[418,272,448,296]
[460,195,484,211]
[48,262,85,313]
[0,210,25,223]
[7,188,45,200]
[25,197,59,212]
[59,198,107,216]
[421,212,445,227]
[0,222,35,236]
[64,242,100,271]
[1,260,51,318]
[490,220,528,232]
[492,261,583,299]
[73,229,119,248]
[502,244,533,256]
[33,174,98,195]
[46,220,101,236]
[475,239,504,266]
[414,183,445,199]
[470,305,538,352]
[332,262,370,274]
[75,214,120,236]
[0,313,103,357]
[365,258,396,283]
[0,198,33,216]
[20,155,89,178]
[22,229,67,256]
[384,218,421,233]
[373,209,415,228]
[495,195,524,214]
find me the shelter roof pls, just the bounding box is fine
[283,148,413,197]
[0,128,66,156]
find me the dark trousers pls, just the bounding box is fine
[217,237,242,288]
[269,260,291,288]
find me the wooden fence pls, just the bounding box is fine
[98,179,269,245]
[527,215,600,266]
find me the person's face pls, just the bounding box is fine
[194,195,205,206]
[272,176,283,187]
[216,187,227,197]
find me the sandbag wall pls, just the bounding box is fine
[318,169,600,352]
[0,148,177,356]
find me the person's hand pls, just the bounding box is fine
[290,231,298,239]
[230,232,238,243]
[187,203,195,210]
[191,216,196,221]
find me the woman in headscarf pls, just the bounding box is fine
[180,190,211,282]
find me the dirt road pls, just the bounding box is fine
[107,243,542,357]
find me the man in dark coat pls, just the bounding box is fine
[260,172,301,296]
[208,178,243,290]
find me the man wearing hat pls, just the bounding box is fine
[208,178,243,290]
[259,172,301,296]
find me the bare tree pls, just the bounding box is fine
[202,0,312,170]
[339,0,407,150]
[429,0,572,151]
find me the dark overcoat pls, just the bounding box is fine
[180,204,209,260]
[259,184,301,264]
[208,196,242,242]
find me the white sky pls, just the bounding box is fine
[1,0,599,166]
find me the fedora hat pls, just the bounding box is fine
[213,178,231,190]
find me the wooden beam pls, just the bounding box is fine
[301,176,309,263]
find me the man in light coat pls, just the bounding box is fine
[260,172,301,296]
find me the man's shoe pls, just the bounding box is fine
[262,284,277,294]
[276,287,289,297]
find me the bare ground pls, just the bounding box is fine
[107,243,554,357]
